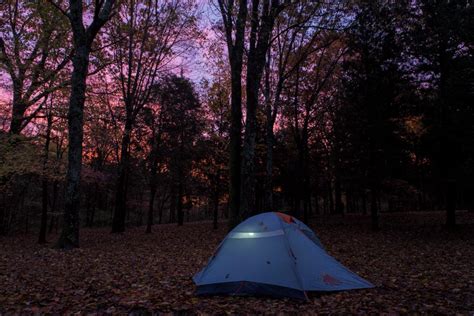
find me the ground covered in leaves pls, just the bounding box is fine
[1,211,473,315]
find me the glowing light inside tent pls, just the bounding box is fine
[228,229,284,239]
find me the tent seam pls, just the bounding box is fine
[274,213,307,299]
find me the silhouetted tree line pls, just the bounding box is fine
[0,0,472,246]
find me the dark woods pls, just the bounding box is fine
[0,0,473,247]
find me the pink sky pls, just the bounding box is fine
[0,87,11,102]
[0,0,221,121]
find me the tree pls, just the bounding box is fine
[412,0,474,229]
[262,1,346,212]
[216,0,248,229]
[0,0,71,134]
[38,94,60,243]
[281,34,346,221]
[152,75,203,226]
[239,0,286,220]
[142,104,164,233]
[200,75,230,229]
[341,1,409,230]
[50,0,116,249]
[109,0,199,233]
[0,133,43,235]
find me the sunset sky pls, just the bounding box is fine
[0,0,219,106]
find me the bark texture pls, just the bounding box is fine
[56,0,115,249]
[240,0,283,220]
[217,0,248,229]
[38,111,52,244]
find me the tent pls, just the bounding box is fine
[193,212,373,300]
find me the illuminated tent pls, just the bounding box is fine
[193,212,373,300]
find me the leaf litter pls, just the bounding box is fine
[0,211,473,314]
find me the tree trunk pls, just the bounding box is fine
[146,185,156,233]
[85,188,93,227]
[56,44,90,249]
[55,0,115,247]
[370,186,379,231]
[169,185,177,223]
[218,0,247,231]
[291,196,297,217]
[240,0,277,220]
[213,172,220,230]
[262,45,285,213]
[39,180,49,243]
[177,179,184,226]
[328,181,334,215]
[302,139,311,223]
[264,104,274,212]
[213,195,219,230]
[25,202,29,234]
[361,190,367,215]
[90,205,96,227]
[9,98,27,135]
[240,74,258,220]
[228,62,243,230]
[39,113,52,243]
[146,125,160,232]
[8,77,27,134]
[158,194,166,224]
[334,172,344,214]
[0,200,4,236]
[303,194,309,224]
[368,121,380,230]
[313,187,320,215]
[112,119,133,233]
[446,179,456,229]
[48,181,59,234]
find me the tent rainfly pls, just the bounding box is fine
[193,212,374,300]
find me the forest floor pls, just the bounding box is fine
[1,211,473,315]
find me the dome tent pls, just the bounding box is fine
[193,212,373,300]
